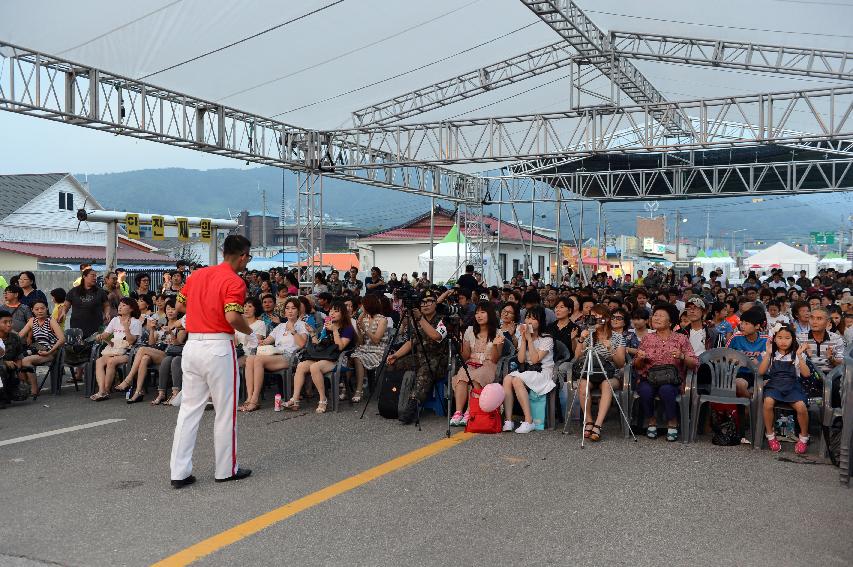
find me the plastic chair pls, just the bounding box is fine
[817,366,844,461]
[325,351,351,412]
[690,349,757,445]
[264,350,302,403]
[840,354,852,486]
[35,349,66,395]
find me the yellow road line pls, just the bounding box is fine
[152,431,474,566]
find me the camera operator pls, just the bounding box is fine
[385,289,449,424]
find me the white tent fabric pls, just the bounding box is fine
[691,255,737,281]
[743,242,818,278]
[418,241,475,285]
[417,241,502,286]
[818,256,852,271]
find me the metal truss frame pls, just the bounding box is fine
[351,31,853,129]
[519,0,686,136]
[296,171,323,286]
[332,85,853,166]
[609,31,853,81]
[352,42,583,126]
[0,42,484,203]
[484,158,853,201]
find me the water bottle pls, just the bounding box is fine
[274,393,282,412]
[125,387,133,401]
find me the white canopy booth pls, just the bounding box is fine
[690,250,738,282]
[418,224,501,285]
[818,253,853,272]
[742,242,818,278]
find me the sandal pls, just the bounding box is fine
[666,428,679,442]
[151,392,167,406]
[590,424,602,442]
[282,398,300,411]
[239,401,260,413]
[646,426,658,439]
[350,390,363,403]
[127,391,144,404]
[315,400,328,414]
[91,392,110,402]
[583,422,594,438]
[114,379,133,392]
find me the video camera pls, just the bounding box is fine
[400,287,422,310]
[583,314,608,327]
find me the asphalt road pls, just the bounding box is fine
[0,389,850,567]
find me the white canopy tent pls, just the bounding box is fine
[691,250,737,281]
[742,242,818,278]
[818,254,853,272]
[417,223,502,285]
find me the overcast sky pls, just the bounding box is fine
[2,0,852,175]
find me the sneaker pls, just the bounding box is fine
[794,439,809,455]
[502,420,515,432]
[398,399,418,425]
[514,421,535,434]
[646,426,658,439]
[767,437,782,453]
[450,411,464,426]
[460,411,469,426]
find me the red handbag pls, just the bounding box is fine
[465,388,502,434]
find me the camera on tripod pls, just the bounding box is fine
[400,287,422,309]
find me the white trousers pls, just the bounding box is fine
[169,335,239,480]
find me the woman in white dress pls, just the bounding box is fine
[502,305,554,433]
[241,298,307,412]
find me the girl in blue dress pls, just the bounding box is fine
[757,325,811,454]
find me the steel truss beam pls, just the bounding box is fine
[0,42,484,203]
[352,43,598,126]
[296,171,323,286]
[519,0,686,136]
[331,86,853,166]
[486,158,853,201]
[610,31,853,81]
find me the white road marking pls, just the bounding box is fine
[0,419,125,447]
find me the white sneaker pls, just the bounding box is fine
[514,421,535,434]
[502,420,515,432]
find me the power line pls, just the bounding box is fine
[217,0,482,104]
[584,8,853,40]
[274,21,540,117]
[58,0,186,55]
[138,0,346,80]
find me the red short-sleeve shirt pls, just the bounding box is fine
[178,263,246,334]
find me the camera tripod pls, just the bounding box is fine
[359,305,445,431]
[562,326,637,447]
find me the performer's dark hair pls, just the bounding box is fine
[223,234,251,257]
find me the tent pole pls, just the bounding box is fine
[496,180,503,282]
[429,196,435,282]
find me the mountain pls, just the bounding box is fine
[80,167,852,245]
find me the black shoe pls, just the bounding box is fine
[215,468,252,483]
[171,475,196,489]
[398,399,418,425]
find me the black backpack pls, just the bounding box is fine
[711,407,741,446]
[377,370,415,419]
[824,416,843,467]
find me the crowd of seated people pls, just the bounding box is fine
[0,262,851,453]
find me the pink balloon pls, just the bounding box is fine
[478,383,504,413]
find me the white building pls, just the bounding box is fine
[0,173,170,271]
[355,207,557,285]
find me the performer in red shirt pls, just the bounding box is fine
[170,235,255,488]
